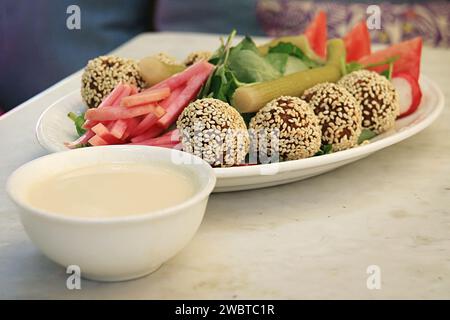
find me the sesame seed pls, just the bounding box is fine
[81,56,145,108]
[338,70,400,134]
[302,82,362,152]
[248,96,321,160]
[177,98,249,167]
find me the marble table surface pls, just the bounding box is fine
[0,32,449,299]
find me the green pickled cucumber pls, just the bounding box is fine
[232,39,346,113]
[138,57,185,87]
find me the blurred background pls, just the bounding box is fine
[1,0,449,112]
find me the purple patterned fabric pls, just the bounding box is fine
[256,0,450,47]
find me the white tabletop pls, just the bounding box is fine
[0,32,449,299]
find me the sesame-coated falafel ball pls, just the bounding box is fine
[177,98,249,167]
[338,70,400,134]
[302,82,362,151]
[184,51,212,66]
[153,52,179,65]
[249,96,321,161]
[81,56,145,108]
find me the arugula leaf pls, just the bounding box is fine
[210,66,244,102]
[227,36,282,82]
[345,61,364,74]
[314,144,333,156]
[268,42,321,69]
[358,129,377,144]
[208,29,236,65]
[68,112,86,136]
[201,31,281,102]
[380,61,394,80]
[208,30,237,65]
[208,45,224,66]
[284,56,309,74]
[229,35,259,54]
[228,49,281,83]
[264,53,289,74]
[201,31,318,104]
[199,30,237,99]
[343,55,400,78]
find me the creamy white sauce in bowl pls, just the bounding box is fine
[7,146,216,281]
[27,163,196,219]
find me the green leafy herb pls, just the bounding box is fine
[314,144,333,156]
[358,129,377,144]
[199,30,238,100]
[68,112,86,136]
[264,53,289,74]
[283,56,309,74]
[380,61,394,80]
[201,32,282,103]
[344,61,363,74]
[201,31,322,103]
[229,49,281,83]
[229,35,259,53]
[208,30,237,66]
[267,42,321,69]
[343,55,400,77]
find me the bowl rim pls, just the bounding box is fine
[6,145,216,225]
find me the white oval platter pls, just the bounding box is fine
[36,75,444,192]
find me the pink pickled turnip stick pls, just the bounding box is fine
[98,84,127,108]
[120,87,170,108]
[149,61,213,91]
[83,84,133,129]
[158,68,212,129]
[112,84,133,106]
[85,104,157,121]
[65,130,94,149]
[136,130,180,146]
[160,86,183,109]
[130,125,164,143]
[110,119,128,139]
[131,86,183,137]
[88,135,109,146]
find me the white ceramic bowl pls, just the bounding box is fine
[7,146,216,282]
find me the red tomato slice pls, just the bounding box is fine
[344,21,371,62]
[304,10,327,58]
[358,37,422,81]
